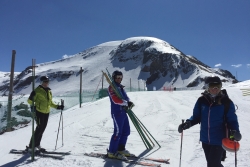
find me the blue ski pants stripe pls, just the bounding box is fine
[108,112,130,153]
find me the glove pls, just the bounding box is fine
[122,101,135,110]
[128,101,135,108]
[30,106,36,112]
[178,120,191,133]
[122,105,129,110]
[230,130,242,141]
[57,105,64,110]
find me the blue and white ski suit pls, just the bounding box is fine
[108,82,130,153]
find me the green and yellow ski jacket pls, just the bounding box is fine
[27,85,58,114]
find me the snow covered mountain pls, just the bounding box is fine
[0,37,237,95]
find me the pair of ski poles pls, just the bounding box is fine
[55,99,64,150]
[179,119,238,167]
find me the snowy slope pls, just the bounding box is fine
[0,81,249,167]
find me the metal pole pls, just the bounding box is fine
[61,99,64,146]
[6,50,16,132]
[235,141,237,167]
[55,105,62,149]
[179,119,184,167]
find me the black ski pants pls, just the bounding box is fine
[202,142,224,167]
[29,110,49,148]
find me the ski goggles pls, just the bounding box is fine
[208,83,222,89]
[115,75,123,79]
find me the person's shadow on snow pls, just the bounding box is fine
[1,154,32,167]
[103,158,124,167]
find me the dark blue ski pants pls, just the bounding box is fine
[108,111,130,153]
[202,142,224,167]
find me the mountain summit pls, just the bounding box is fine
[0,37,237,95]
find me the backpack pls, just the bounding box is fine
[221,89,230,161]
[220,89,238,161]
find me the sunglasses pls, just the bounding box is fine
[209,83,221,90]
[43,81,49,83]
[115,75,123,79]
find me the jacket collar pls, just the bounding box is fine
[202,90,223,103]
[39,85,51,91]
[114,82,125,88]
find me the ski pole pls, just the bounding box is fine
[61,99,64,146]
[235,141,237,167]
[55,99,64,150]
[179,119,184,167]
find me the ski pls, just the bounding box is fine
[84,152,162,167]
[129,156,170,164]
[40,150,70,155]
[10,149,70,155]
[23,146,70,155]
[9,149,64,160]
[85,152,169,164]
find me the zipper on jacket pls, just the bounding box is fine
[208,103,213,144]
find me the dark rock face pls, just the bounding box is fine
[110,39,208,90]
[109,38,237,90]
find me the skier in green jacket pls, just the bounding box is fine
[27,76,64,151]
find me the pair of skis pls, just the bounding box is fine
[84,152,170,167]
[9,149,170,166]
[9,149,70,160]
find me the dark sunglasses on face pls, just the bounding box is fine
[43,81,49,83]
[209,83,221,89]
[115,75,123,79]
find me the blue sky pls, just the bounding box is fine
[1,0,249,81]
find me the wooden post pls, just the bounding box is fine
[79,67,83,108]
[144,80,146,91]
[102,73,104,90]
[130,78,131,92]
[138,80,140,91]
[31,59,36,161]
[6,50,16,132]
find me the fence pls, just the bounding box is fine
[0,90,100,134]
[0,84,199,134]
[0,86,150,134]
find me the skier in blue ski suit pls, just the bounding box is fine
[178,76,241,167]
[107,70,134,160]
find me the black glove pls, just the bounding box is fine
[57,105,64,110]
[122,101,134,110]
[178,120,191,133]
[230,130,242,141]
[30,106,36,112]
[128,101,134,108]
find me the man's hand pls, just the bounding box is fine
[128,101,135,109]
[57,105,64,110]
[230,130,242,141]
[178,120,191,133]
